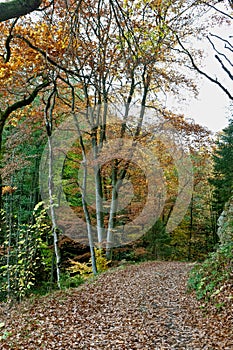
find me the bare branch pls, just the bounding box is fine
[215,54,233,80]
[209,33,233,51]
[176,35,233,100]
[1,18,18,63]
[199,1,233,20]
[207,35,233,67]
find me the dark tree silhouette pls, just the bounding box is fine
[0,0,41,22]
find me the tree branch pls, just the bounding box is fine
[176,35,233,100]
[0,0,41,22]
[199,1,233,20]
[207,35,233,68]
[215,54,233,80]
[15,34,86,79]
[1,79,51,125]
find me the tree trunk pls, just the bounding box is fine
[0,117,5,210]
[188,194,194,261]
[95,168,104,245]
[73,113,97,275]
[81,155,98,275]
[106,161,118,260]
[91,132,104,245]
[47,135,61,289]
[6,195,12,300]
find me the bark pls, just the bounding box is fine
[93,104,108,246]
[106,161,118,259]
[6,198,12,299]
[94,167,104,244]
[81,161,98,275]
[73,113,98,275]
[47,135,61,289]
[43,87,62,288]
[0,0,41,22]
[92,129,104,245]
[188,194,194,261]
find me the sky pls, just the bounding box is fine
[167,15,233,134]
[182,76,231,133]
[184,28,232,134]
[166,72,231,134]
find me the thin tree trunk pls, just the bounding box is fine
[0,118,4,210]
[73,113,97,274]
[81,151,97,275]
[106,96,149,258]
[47,135,61,289]
[106,161,118,259]
[188,194,194,261]
[43,87,62,288]
[6,197,12,300]
[92,131,104,244]
[91,104,106,245]
[81,191,98,275]
[95,167,104,244]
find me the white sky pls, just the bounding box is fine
[166,17,233,134]
[184,79,231,133]
[185,23,232,133]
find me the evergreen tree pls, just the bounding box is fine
[210,119,233,216]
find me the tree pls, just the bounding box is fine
[6,0,224,262]
[1,0,227,272]
[0,19,54,208]
[1,109,46,223]
[61,109,215,261]
[0,0,41,22]
[0,202,52,302]
[176,1,233,100]
[210,119,233,216]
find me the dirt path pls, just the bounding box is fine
[0,261,232,349]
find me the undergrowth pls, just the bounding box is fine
[187,243,233,303]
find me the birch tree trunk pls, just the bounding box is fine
[81,159,98,275]
[94,103,108,246]
[47,135,61,289]
[44,89,61,289]
[95,168,104,244]
[92,131,104,245]
[73,113,97,274]
[106,161,118,260]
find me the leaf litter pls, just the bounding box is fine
[0,261,232,349]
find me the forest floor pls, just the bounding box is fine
[0,261,232,349]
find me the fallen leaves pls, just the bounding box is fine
[0,261,232,349]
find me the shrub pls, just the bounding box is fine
[0,203,53,302]
[67,248,110,278]
[187,243,233,302]
[60,272,85,290]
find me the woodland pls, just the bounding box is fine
[0,0,232,348]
